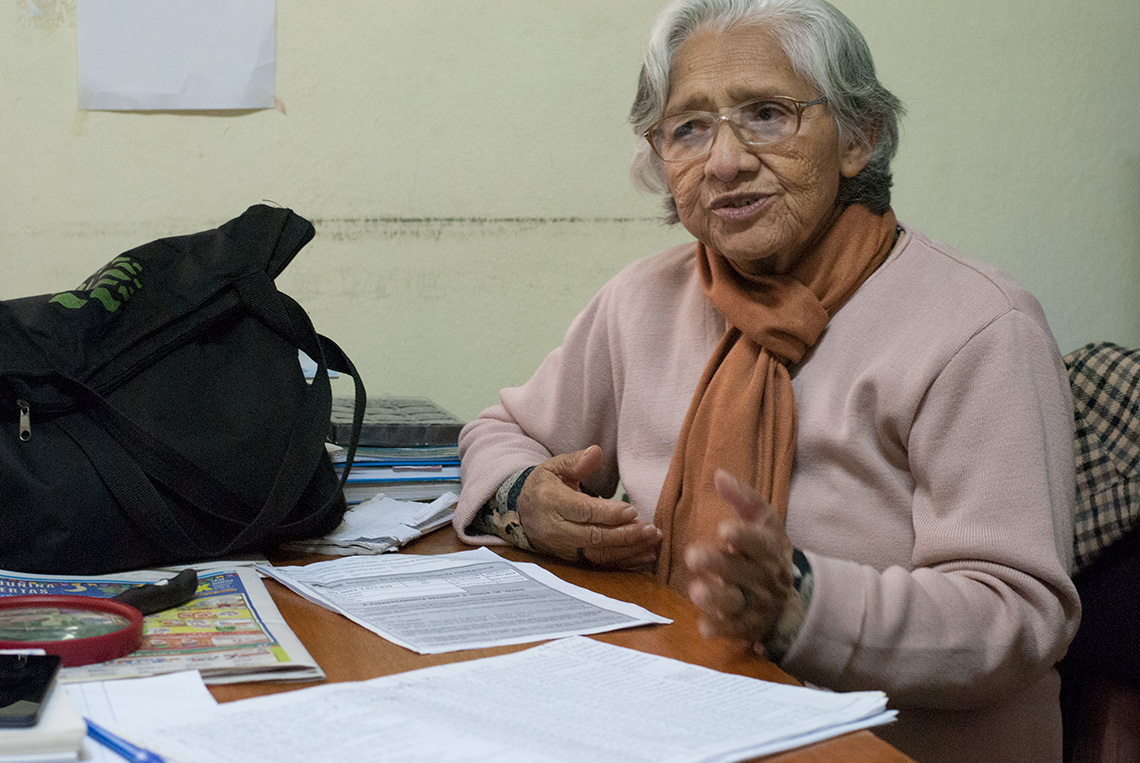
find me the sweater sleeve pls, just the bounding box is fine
[454,283,624,545]
[781,308,1081,709]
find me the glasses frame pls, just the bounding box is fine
[644,95,828,163]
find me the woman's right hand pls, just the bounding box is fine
[516,445,662,569]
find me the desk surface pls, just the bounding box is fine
[210,528,914,763]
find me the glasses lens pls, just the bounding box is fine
[651,113,717,162]
[731,99,798,146]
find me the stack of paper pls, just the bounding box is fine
[111,638,896,763]
[281,492,457,555]
[328,396,465,504]
[335,446,462,503]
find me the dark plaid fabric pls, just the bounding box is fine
[1064,342,1140,574]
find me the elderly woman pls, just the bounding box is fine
[455,1,1080,760]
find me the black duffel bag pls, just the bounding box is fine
[0,204,363,574]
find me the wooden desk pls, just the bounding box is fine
[211,528,913,763]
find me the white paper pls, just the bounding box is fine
[259,547,672,654]
[65,671,216,763]
[77,0,275,110]
[120,638,896,763]
[280,492,458,555]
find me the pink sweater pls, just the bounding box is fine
[456,227,1081,763]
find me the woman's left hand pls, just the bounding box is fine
[685,470,795,645]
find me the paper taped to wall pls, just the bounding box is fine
[77,0,275,110]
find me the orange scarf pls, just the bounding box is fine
[654,204,898,591]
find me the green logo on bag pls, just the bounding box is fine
[49,256,143,312]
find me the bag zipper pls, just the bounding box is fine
[17,399,31,441]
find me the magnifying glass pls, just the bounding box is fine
[0,569,198,667]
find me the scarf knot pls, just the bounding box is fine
[697,247,832,365]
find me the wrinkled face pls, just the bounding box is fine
[663,24,870,274]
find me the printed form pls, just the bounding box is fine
[259,547,671,653]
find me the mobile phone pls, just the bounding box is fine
[0,654,62,728]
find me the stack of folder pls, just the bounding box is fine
[328,397,464,504]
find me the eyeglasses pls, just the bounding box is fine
[644,95,827,162]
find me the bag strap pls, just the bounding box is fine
[56,411,239,558]
[50,355,329,557]
[234,271,366,491]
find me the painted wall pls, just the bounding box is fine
[2,0,1137,422]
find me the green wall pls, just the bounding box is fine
[2,0,1137,421]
